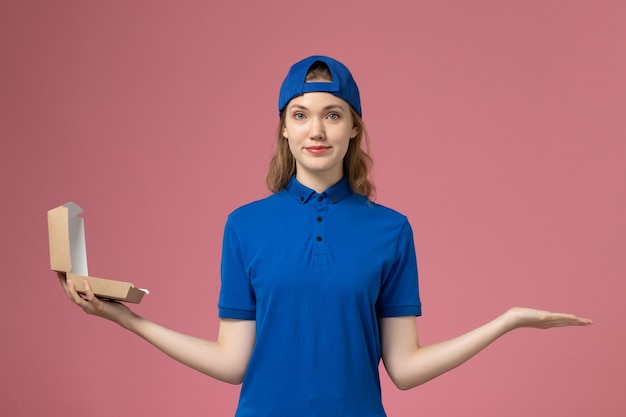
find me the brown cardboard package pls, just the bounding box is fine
[48,202,147,303]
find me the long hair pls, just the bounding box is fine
[265,64,375,198]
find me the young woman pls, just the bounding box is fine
[58,55,592,417]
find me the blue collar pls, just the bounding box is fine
[286,176,353,205]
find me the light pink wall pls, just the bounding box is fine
[1,1,624,416]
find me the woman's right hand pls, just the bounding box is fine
[57,272,136,327]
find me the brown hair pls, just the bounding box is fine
[265,63,375,198]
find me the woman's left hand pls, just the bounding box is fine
[505,306,593,330]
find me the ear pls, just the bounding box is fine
[350,125,358,139]
[282,125,289,139]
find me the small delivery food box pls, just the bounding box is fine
[48,202,148,303]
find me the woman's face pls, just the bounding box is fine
[282,92,357,189]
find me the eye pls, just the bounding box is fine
[294,112,305,120]
[327,113,340,120]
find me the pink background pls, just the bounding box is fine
[1,1,624,416]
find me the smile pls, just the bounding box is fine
[305,146,331,154]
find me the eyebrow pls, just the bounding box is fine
[288,104,346,112]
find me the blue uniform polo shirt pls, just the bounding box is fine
[218,176,421,417]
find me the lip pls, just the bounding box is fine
[305,146,331,154]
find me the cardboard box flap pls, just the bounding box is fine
[48,202,86,274]
[47,202,147,303]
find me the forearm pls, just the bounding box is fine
[61,275,254,384]
[386,313,513,390]
[383,307,591,390]
[120,313,252,384]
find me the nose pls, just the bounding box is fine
[308,117,325,140]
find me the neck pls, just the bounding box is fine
[296,170,343,193]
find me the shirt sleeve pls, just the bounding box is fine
[376,219,422,318]
[217,215,256,320]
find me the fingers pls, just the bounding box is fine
[79,279,96,302]
[57,272,73,299]
[65,278,83,303]
[549,312,593,327]
[507,307,593,329]
[65,277,99,310]
[534,312,593,329]
[57,274,129,323]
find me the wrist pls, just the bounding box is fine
[498,307,522,332]
[117,310,142,331]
